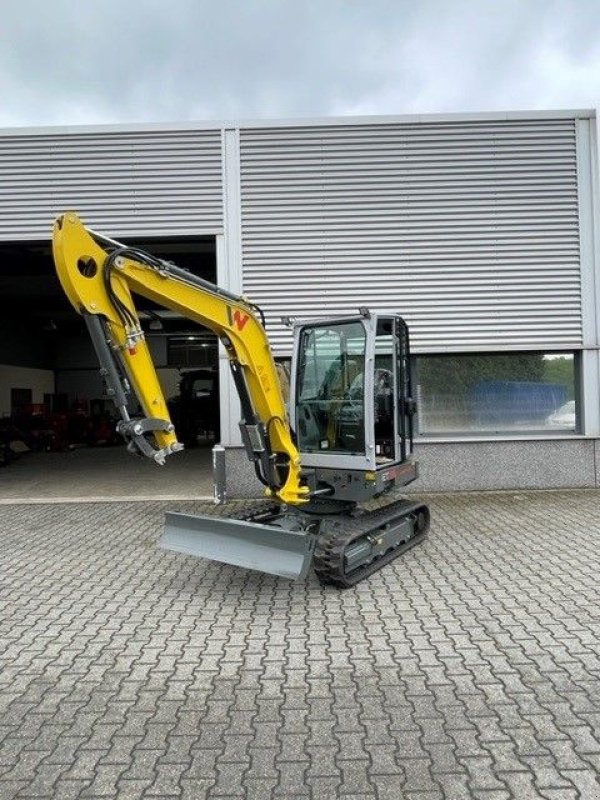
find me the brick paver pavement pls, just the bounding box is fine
[1,491,600,799]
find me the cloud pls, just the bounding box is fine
[0,0,598,127]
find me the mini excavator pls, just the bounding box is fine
[52,213,429,587]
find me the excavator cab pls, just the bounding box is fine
[291,312,418,504]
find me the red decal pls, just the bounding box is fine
[233,310,250,331]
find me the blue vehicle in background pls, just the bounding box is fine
[471,381,569,427]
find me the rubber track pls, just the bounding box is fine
[313,500,430,588]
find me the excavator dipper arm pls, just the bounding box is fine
[52,212,308,506]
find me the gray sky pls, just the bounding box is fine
[0,0,598,127]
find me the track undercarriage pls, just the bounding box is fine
[311,498,430,587]
[162,494,429,587]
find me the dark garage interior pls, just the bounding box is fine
[0,236,220,474]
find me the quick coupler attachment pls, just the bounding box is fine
[117,417,183,465]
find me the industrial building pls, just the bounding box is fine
[0,109,598,491]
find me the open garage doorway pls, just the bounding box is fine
[0,234,219,496]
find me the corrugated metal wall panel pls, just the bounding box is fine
[240,119,582,353]
[0,130,222,239]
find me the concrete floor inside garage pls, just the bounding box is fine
[0,446,214,502]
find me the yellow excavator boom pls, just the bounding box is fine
[52,212,308,505]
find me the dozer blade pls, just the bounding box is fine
[160,512,316,580]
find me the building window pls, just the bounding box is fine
[167,335,218,369]
[416,352,577,435]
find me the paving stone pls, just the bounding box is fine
[304,777,339,799]
[521,754,574,791]
[559,768,600,796]
[50,779,92,800]
[2,492,600,798]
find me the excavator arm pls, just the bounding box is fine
[52,212,308,505]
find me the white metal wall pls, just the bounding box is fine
[0,129,222,240]
[239,118,582,353]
